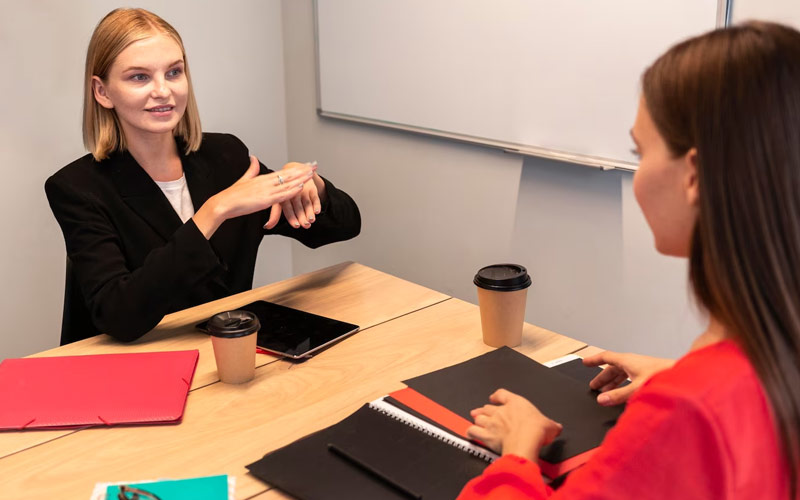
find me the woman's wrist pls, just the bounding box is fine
[502,429,546,461]
[193,196,226,239]
[503,444,541,462]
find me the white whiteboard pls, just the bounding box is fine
[315,0,721,170]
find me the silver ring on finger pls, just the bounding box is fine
[277,174,284,185]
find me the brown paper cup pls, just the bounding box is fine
[474,264,531,348]
[211,332,257,384]
[477,287,528,347]
[207,310,260,384]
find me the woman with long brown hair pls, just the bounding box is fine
[458,21,798,499]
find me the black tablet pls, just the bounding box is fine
[197,300,359,359]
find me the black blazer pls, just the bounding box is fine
[45,133,360,342]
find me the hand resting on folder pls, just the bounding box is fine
[467,388,563,462]
[465,351,673,461]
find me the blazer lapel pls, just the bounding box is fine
[110,151,183,241]
[182,149,216,211]
[181,146,233,296]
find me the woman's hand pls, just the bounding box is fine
[466,388,562,462]
[193,156,315,239]
[583,351,675,406]
[264,163,328,230]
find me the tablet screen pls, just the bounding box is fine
[197,301,359,359]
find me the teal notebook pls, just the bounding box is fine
[103,475,229,500]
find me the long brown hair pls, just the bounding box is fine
[643,21,800,495]
[83,8,202,160]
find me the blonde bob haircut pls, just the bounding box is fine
[83,8,202,161]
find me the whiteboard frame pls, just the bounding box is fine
[313,0,733,172]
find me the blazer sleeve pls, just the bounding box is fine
[45,175,223,342]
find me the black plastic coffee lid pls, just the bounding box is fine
[473,264,531,292]
[207,310,260,338]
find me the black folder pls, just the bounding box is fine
[247,404,491,499]
[402,347,623,465]
[247,348,624,499]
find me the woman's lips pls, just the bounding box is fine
[146,105,175,117]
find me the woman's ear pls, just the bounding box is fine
[684,147,699,207]
[92,76,114,109]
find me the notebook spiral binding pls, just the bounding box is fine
[369,398,499,463]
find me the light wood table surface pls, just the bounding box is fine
[0,262,586,500]
[0,261,446,459]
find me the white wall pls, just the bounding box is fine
[733,0,800,27]
[283,0,705,357]
[1,0,708,360]
[0,0,290,359]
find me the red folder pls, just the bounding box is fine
[0,350,199,430]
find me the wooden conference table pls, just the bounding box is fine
[0,261,588,499]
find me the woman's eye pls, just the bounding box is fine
[167,68,183,78]
[130,74,148,82]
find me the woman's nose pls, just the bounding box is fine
[150,78,169,99]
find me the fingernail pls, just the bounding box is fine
[597,394,610,405]
[315,209,321,214]
[309,218,315,223]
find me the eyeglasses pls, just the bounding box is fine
[117,485,162,500]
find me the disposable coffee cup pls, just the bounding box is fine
[208,310,260,384]
[474,264,532,348]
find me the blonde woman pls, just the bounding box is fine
[46,8,360,343]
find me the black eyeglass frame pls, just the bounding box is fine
[117,484,163,500]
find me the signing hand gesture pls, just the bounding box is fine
[193,155,315,239]
[583,351,675,406]
[264,162,328,230]
[467,388,562,461]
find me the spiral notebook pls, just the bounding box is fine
[247,349,623,499]
[247,397,496,500]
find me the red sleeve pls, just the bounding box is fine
[457,383,731,499]
[457,455,553,500]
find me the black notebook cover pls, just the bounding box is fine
[247,404,491,500]
[552,357,604,385]
[402,347,624,465]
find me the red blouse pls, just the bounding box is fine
[457,340,789,499]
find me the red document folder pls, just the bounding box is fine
[0,350,199,430]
